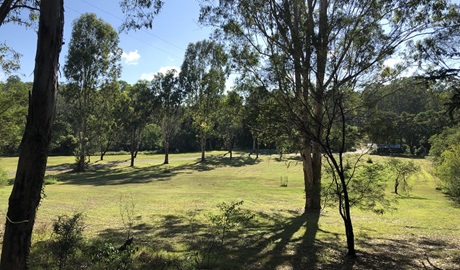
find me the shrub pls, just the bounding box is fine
[435,143,460,202]
[44,175,59,185]
[0,167,9,187]
[87,241,136,270]
[51,213,85,270]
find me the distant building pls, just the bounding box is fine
[368,143,403,155]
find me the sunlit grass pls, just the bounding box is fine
[0,152,459,269]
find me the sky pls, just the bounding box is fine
[0,0,213,84]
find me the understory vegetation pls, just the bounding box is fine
[1,152,458,269]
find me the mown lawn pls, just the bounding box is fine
[0,152,459,269]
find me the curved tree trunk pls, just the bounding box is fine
[0,1,64,269]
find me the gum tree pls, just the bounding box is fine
[180,40,227,162]
[199,0,456,257]
[0,1,64,268]
[63,13,121,171]
[151,69,183,164]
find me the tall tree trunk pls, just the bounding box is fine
[200,130,206,162]
[311,142,322,210]
[301,140,321,213]
[163,139,169,164]
[130,152,135,167]
[0,1,64,269]
[256,138,259,159]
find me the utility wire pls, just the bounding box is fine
[80,0,185,51]
[65,2,182,59]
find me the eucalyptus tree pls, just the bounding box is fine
[217,90,244,159]
[151,69,183,164]
[119,80,156,167]
[0,1,64,268]
[91,81,124,160]
[200,0,456,257]
[0,0,39,74]
[0,76,28,154]
[180,40,227,162]
[63,13,121,171]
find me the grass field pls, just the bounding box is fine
[0,152,459,269]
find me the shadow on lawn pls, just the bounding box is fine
[88,208,458,269]
[54,155,261,186]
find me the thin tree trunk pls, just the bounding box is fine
[130,151,135,167]
[164,139,169,164]
[0,1,64,268]
[200,131,206,162]
[256,138,259,159]
[341,174,356,257]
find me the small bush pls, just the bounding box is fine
[0,167,10,187]
[52,212,85,270]
[87,241,136,270]
[190,201,254,269]
[44,175,59,185]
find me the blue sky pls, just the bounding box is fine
[0,0,212,84]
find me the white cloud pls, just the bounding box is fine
[121,50,141,65]
[383,58,402,69]
[139,66,180,81]
[139,72,155,81]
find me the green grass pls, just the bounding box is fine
[0,152,459,269]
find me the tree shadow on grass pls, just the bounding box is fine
[38,206,460,269]
[351,236,458,269]
[173,155,262,172]
[53,155,261,186]
[54,163,177,186]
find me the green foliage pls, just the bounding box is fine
[217,91,244,155]
[64,13,121,170]
[429,124,460,201]
[0,42,21,73]
[209,200,254,245]
[191,201,254,269]
[0,167,9,187]
[434,143,460,202]
[429,124,460,159]
[386,158,420,194]
[119,0,164,31]
[323,159,391,214]
[44,175,59,185]
[0,76,29,154]
[362,78,449,155]
[51,213,85,270]
[180,40,228,160]
[87,241,136,270]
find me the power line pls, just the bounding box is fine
[65,3,182,59]
[80,0,185,51]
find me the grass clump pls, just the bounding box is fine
[44,175,59,185]
[0,167,9,187]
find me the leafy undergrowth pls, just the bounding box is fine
[0,152,459,269]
